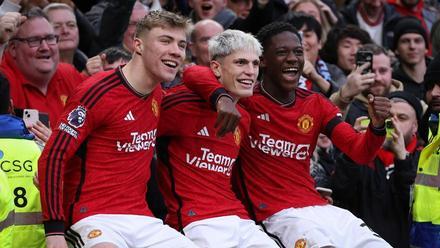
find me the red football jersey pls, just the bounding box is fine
[157,85,250,230]
[38,67,162,234]
[183,66,386,222]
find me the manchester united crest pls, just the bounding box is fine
[297,114,314,133]
[152,98,159,117]
[295,238,307,248]
[87,229,102,239]
[233,128,241,146]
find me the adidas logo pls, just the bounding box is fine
[197,126,210,137]
[257,113,270,121]
[124,111,135,121]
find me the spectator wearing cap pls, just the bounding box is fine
[393,17,430,102]
[332,90,423,248]
[410,53,440,248]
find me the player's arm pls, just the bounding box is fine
[323,95,391,165]
[38,90,98,238]
[183,65,241,137]
[158,86,191,137]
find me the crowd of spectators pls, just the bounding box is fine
[0,0,440,247]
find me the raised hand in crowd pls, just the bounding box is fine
[83,53,106,76]
[316,0,338,25]
[0,12,26,44]
[302,59,331,94]
[341,63,375,102]
[367,94,391,128]
[386,116,408,160]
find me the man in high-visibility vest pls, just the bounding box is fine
[0,170,14,247]
[0,74,45,247]
[410,54,440,248]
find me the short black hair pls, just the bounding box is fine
[279,12,322,41]
[0,74,10,114]
[320,25,372,64]
[256,22,301,51]
[101,47,132,64]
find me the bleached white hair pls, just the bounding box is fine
[208,29,262,61]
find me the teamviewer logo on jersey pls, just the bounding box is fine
[257,113,270,121]
[197,126,210,137]
[124,111,135,121]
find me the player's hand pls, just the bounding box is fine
[367,94,391,128]
[29,121,52,144]
[341,63,375,100]
[46,235,68,248]
[84,53,106,76]
[215,96,241,137]
[0,12,26,44]
[388,117,407,160]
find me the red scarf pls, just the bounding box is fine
[377,135,419,167]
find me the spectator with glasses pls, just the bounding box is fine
[0,8,85,144]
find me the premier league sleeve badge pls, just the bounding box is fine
[67,106,87,128]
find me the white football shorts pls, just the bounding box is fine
[262,205,392,248]
[67,214,197,248]
[183,215,278,248]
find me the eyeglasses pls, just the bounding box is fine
[11,35,59,48]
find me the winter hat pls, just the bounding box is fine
[388,91,423,122]
[392,17,428,51]
[424,53,440,91]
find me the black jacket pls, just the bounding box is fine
[332,151,420,248]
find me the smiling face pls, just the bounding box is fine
[189,0,226,20]
[47,8,79,52]
[10,17,59,79]
[261,31,304,93]
[211,49,259,99]
[135,26,187,83]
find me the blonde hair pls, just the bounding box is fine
[208,29,262,61]
[135,10,190,38]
